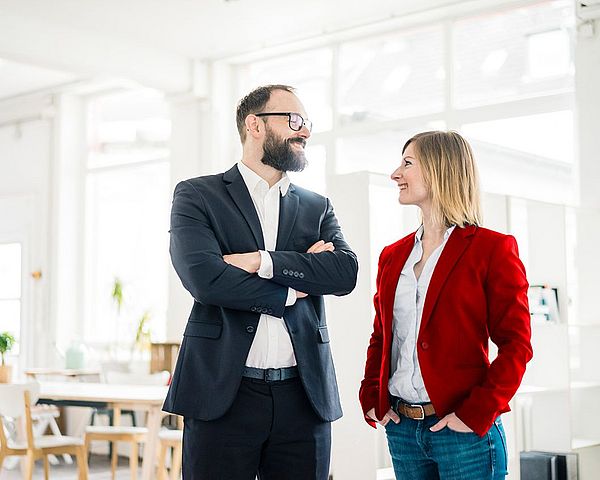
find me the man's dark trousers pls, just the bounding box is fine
[182,376,331,479]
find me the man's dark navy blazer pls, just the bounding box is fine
[163,164,359,422]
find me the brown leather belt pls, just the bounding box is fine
[390,396,436,420]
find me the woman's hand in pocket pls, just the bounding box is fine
[430,412,473,433]
[367,408,400,427]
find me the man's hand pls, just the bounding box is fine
[366,407,400,427]
[430,412,473,433]
[223,252,261,274]
[223,242,333,293]
[307,240,335,254]
[293,241,335,298]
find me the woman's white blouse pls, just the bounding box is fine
[388,225,456,403]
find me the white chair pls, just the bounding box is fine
[2,403,73,470]
[156,428,183,480]
[0,382,88,480]
[84,371,170,480]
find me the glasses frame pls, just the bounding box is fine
[254,112,312,133]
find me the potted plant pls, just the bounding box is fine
[0,331,16,383]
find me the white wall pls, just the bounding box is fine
[0,112,53,370]
[575,19,600,209]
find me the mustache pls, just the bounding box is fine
[287,137,306,148]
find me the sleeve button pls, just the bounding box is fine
[299,273,304,278]
[283,269,289,275]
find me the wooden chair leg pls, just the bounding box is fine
[130,441,138,480]
[84,434,91,462]
[43,455,50,480]
[157,441,168,480]
[76,445,90,480]
[24,451,35,480]
[111,441,118,480]
[170,443,182,480]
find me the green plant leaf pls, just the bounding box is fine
[0,331,16,365]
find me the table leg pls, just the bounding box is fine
[141,406,162,480]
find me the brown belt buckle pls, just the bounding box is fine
[410,404,425,420]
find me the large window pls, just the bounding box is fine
[453,1,574,107]
[84,89,170,354]
[338,25,445,124]
[237,49,333,133]
[235,0,575,205]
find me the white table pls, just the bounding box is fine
[39,381,169,480]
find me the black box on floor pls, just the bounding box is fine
[520,451,578,480]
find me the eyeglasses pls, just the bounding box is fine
[254,112,313,133]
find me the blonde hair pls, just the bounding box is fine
[403,131,482,228]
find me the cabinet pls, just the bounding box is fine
[483,196,600,480]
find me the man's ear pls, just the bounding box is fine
[245,114,262,139]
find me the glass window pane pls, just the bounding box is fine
[0,243,21,299]
[461,111,575,204]
[338,25,445,124]
[461,110,574,163]
[238,49,333,132]
[0,300,21,354]
[288,145,327,195]
[87,89,171,169]
[84,162,170,346]
[453,1,574,107]
[336,123,445,175]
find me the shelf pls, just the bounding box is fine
[567,323,600,328]
[570,381,600,390]
[531,322,568,328]
[516,382,600,394]
[376,467,395,480]
[572,438,600,450]
[516,385,568,395]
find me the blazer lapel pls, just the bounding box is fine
[223,165,265,250]
[380,235,415,324]
[276,185,298,251]
[419,225,477,332]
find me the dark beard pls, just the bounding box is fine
[261,127,307,173]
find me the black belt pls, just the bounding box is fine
[242,366,299,382]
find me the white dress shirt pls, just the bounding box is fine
[388,225,456,403]
[237,160,297,368]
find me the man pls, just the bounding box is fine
[163,84,358,479]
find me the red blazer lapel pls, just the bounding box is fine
[419,225,477,333]
[380,235,415,328]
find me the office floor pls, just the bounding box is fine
[0,454,154,479]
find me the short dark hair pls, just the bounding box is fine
[236,84,295,143]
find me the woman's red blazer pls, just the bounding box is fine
[359,225,533,436]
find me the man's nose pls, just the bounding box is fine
[298,124,311,139]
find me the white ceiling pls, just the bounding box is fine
[0,0,465,97]
[0,0,422,59]
[0,59,79,100]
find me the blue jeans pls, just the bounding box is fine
[385,415,508,480]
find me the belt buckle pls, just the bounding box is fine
[410,404,425,420]
[265,368,281,382]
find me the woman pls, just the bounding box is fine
[359,131,533,480]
